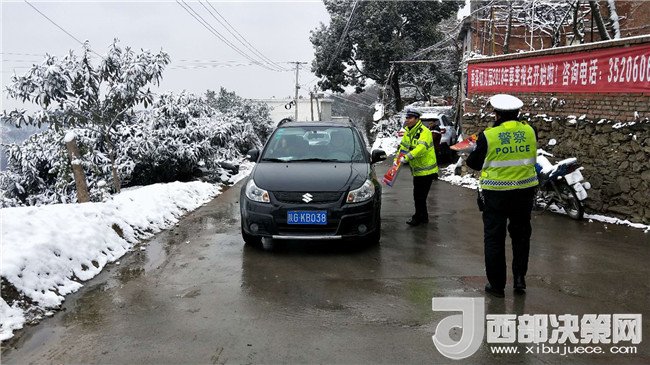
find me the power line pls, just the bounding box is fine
[390,59,450,64]
[307,0,361,89]
[326,0,360,71]
[176,0,279,72]
[347,92,376,105]
[23,0,103,60]
[1,59,44,63]
[0,52,46,57]
[2,67,31,73]
[407,1,499,61]
[199,1,283,71]
[176,0,264,69]
[327,93,373,108]
[299,76,319,91]
[169,62,258,70]
[201,1,288,72]
[175,59,261,64]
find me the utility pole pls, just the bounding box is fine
[389,60,448,64]
[290,61,307,121]
[310,91,314,121]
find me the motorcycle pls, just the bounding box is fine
[535,150,590,220]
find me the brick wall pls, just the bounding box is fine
[465,91,650,122]
[461,37,650,223]
[470,1,650,56]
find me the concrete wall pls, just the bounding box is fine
[461,36,650,223]
[257,98,332,124]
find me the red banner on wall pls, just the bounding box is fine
[467,43,650,94]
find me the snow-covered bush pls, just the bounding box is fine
[206,87,272,142]
[1,127,114,207]
[0,90,272,207]
[120,109,264,186]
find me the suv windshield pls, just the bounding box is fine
[261,126,365,163]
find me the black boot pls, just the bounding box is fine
[485,283,505,298]
[406,217,421,226]
[514,276,526,293]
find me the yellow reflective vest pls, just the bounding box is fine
[479,120,538,191]
[396,120,438,177]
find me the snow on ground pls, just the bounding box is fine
[440,170,480,190]
[585,214,650,232]
[0,180,229,341]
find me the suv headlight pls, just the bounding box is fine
[346,179,375,203]
[245,179,270,203]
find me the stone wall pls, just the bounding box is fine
[461,113,650,223]
[461,37,650,224]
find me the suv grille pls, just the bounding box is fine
[272,192,343,204]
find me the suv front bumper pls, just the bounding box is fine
[241,195,380,240]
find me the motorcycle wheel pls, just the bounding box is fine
[557,182,584,220]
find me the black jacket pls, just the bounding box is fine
[466,132,488,171]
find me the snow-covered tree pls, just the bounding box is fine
[606,0,621,39]
[310,0,462,111]
[3,40,170,193]
[330,85,379,141]
[471,0,575,51]
[470,0,623,52]
[589,0,611,40]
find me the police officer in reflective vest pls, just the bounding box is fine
[396,108,439,226]
[466,94,538,297]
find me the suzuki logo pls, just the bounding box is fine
[302,193,313,203]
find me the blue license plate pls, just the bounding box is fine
[287,210,328,225]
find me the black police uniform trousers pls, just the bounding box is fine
[412,173,438,221]
[482,187,535,290]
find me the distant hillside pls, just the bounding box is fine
[1,124,48,170]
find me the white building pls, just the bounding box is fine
[256,97,333,124]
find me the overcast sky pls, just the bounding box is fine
[1,0,331,111]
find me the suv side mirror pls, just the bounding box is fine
[371,149,387,164]
[246,149,260,162]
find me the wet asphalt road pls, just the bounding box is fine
[2,162,650,364]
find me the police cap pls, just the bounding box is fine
[489,94,523,111]
[404,108,421,118]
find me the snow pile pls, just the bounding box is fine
[612,121,637,129]
[586,214,650,233]
[63,131,76,143]
[440,172,480,190]
[0,302,25,342]
[0,181,221,341]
